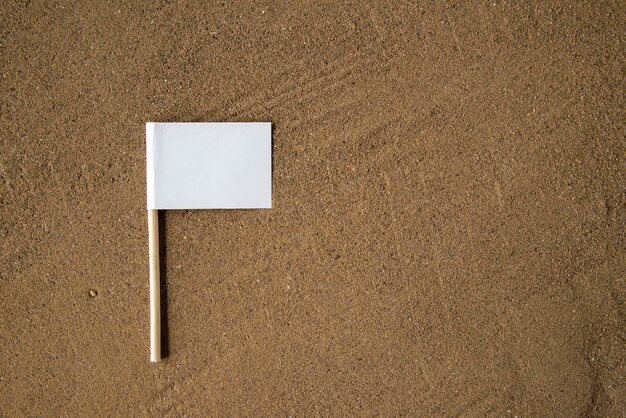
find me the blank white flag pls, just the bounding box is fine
[146,122,272,209]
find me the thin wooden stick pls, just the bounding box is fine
[148,209,161,362]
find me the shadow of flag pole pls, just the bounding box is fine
[146,122,272,363]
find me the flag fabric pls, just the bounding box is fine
[146,122,272,210]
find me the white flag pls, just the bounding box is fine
[146,122,272,209]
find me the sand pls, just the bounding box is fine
[0,1,624,416]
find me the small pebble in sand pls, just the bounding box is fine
[89,289,98,297]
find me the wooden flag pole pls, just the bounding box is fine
[148,209,161,362]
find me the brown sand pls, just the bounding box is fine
[1,1,624,416]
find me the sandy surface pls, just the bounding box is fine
[1,1,624,416]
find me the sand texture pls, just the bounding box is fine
[1,1,624,416]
